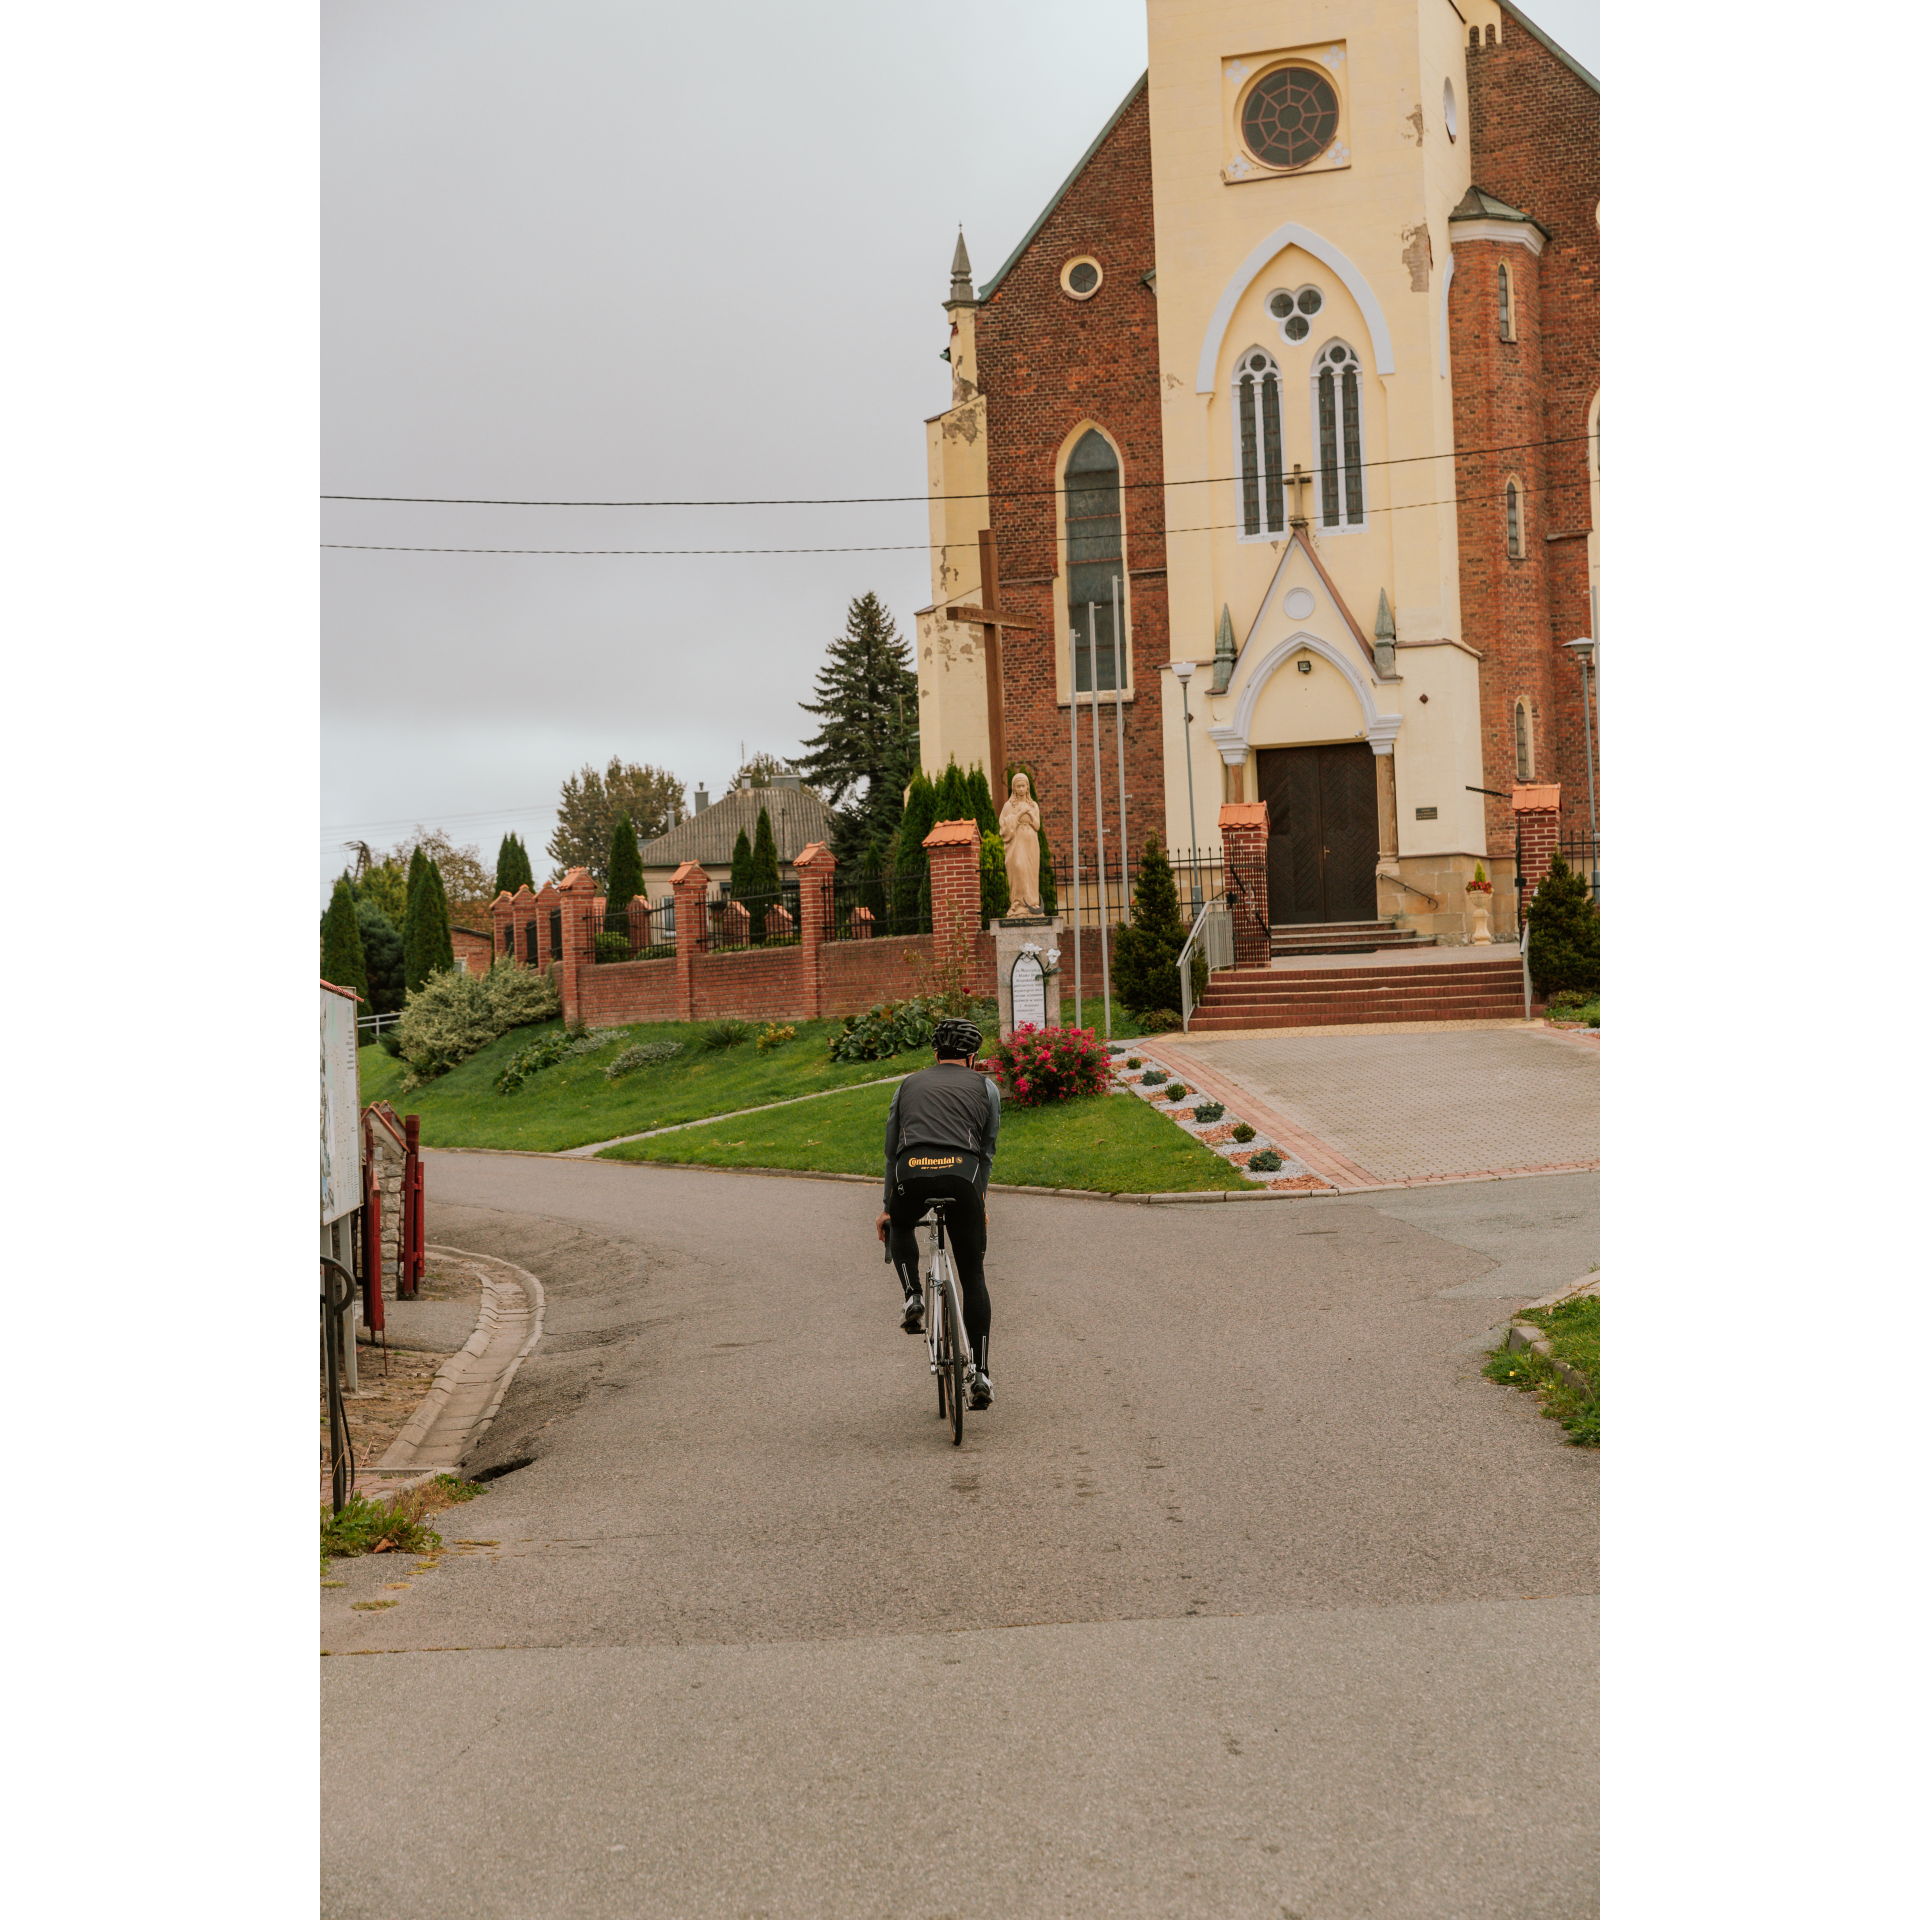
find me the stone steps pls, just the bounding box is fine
[1189,956,1525,1031]
[1267,919,1437,957]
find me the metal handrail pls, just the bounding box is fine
[1178,897,1234,1032]
[1520,922,1532,1021]
[1221,851,1270,941]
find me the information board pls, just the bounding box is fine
[320,983,363,1226]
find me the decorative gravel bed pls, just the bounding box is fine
[1104,1041,1329,1190]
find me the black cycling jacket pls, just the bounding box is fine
[883,1062,1002,1206]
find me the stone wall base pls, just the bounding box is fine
[1377,853,1523,946]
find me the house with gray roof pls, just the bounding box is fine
[638,774,835,899]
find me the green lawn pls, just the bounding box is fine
[596,1077,1259,1193]
[1483,1292,1599,1446]
[354,1018,934,1153]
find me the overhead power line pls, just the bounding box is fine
[322,477,1595,556]
[320,432,1593,507]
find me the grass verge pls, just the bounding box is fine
[355,1016,932,1152]
[596,1077,1260,1193]
[320,1475,486,1569]
[1483,1293,1599,1446]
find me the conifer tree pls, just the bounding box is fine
[404,853,456,992]
[355,896,406,1016]
[746,806,780,939]
[890,773,937,935]
[1111,834,1190,1018]
[795,592,918,862]
[966,765,997,839]
[979,832,1010,925]
[729,826,754,902]
[321,874,370,1019]
[1523,852,1600,997]
[605,815,642,939]
[931,760,968,823]
[1036,824,1058,918]
[494,832,534,898]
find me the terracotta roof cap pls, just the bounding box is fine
[1218,802,1270,830]
[1511,783,1562,811]
[922,818,981,850]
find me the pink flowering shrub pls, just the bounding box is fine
[987,1023,1112,1108]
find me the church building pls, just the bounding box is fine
[915,0,1597,942]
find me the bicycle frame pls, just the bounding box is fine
[922,1204,974,1395]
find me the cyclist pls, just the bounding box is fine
[874,1016,1000,1409]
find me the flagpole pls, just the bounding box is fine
[1112,573,1129,926]
[1089,600,1112,1040]
[1068,632,1082,1027]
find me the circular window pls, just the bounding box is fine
[1247,351,1271,372]
[1324,344,1351,366]
[1241,67,1340,171]
[1062,257,1102,299]
[1267,286,1323,342]
[1443,78,1458,142]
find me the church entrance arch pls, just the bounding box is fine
[1257,742,1377,924]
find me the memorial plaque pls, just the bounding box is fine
[1010,950,1047,1030]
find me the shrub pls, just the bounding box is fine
[1525,853,1600,998]
[494,1027,579,1094]
[1124,1056,1142,1071]
[1140,1069,1168,1087]
[393,959,560,1082]
[1231,1122,1256,1144]
[594,931,632,963]
[701,1018,755,1051]
[757,1023,797,1052]
[1193,1101,1225,1124]
[1140,1008,1183,1034]
[1162,1083,1188,1101]
[379,1030,403,1058]
[979,830,1010,925]
[1246,1148,1283,1172]
[829,995,942,1063]
[606,1038,683,1079]
[989,1024,1111,1108]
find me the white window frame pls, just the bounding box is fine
[1498,260,1514,341]
[1311,340,1367,532]
[1231,346,1287,540]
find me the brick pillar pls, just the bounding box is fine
[557,866,595,1024]
[506,883,534,968]
[1218,801,1270,968]
[533,882,559,976]
[1512,783,1561,924]
[793,840,836,1022]
[490,890,515,966]
[923,818,982,987]
[671,861,707,1021]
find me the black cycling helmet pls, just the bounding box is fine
[932,1017,983,1058]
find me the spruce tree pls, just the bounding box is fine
[795,591,918,861]
[728,826,754,931]
[931,759,968,824]
[402,848,431,992]
[966,765,997,839]
[1111,834,1189,1017]
[1524,852,1600,998]
[321,875,371,1020]
[355,897,406,1015]
[605,814,642,935]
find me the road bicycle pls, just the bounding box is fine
[919,1201,973,1446]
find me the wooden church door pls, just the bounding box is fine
[1257,744,1379,924]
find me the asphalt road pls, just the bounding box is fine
[323,1155,1598,1919]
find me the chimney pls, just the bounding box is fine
[694,788,709,815]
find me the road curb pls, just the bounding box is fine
[1502,1273,1599,1401]
[376,1245,547,1474]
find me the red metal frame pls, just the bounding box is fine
[401,1113,424,1299]
[360,1154,385,1334]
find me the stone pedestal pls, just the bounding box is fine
[992,917,1064,1038]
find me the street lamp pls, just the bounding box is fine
[1170,661,1201,916]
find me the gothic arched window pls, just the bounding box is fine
[1514,698,1534,781]
[1065,429,1128,692]
[1233,347,1285,536]
[1498,261,1514,340]
[1506,477,1525,558]
[1313,341,1366,529]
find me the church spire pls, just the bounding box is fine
[1373,590,1398,677]
[1212,603,1236,693]
[946,227,976,310]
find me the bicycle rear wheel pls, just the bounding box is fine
[931,1247,949,1420]
[943,1271,965,1446]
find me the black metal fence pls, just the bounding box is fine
[704,882,800,954]
[828,865,933,941]
[1508,827,1600,916]
[586,898,675,965]
[1052,848,1230,931]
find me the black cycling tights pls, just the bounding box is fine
[888,1174,990,1377]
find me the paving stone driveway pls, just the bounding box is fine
[1157,1027,1598,1185]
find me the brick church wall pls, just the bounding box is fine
[1459,14,1600,836]
[971,82,1170,870]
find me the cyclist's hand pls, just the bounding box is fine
[874,1212,889,1244]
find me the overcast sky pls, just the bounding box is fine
[322,0,1598,902]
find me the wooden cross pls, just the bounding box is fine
[1284,463,1313,530]
[943,528,1037,799]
